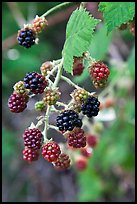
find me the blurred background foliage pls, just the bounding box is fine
[2,2,135,202]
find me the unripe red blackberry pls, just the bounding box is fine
[67,128,86,148]
[17,27,36,48]
[23,147,40,162]
[87,135,98,148]
[71,88,88,105]
[89,61,110,88]
[8,92,28,113]
[80,147,92,158]
[32,15,48,34]
[35,101,45,111]
[23,128,42,150]
[75,156,87,171]
[53,153,71,170]
[56,110,82,132]
[42,141,61,162]
[43,88,61,105]
[72,57,84,76]
[24,72,48,94]
[40,61,53,76]
[13,81,29,95]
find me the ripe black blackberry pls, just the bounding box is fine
[81,96,100,118]
[56,110,82,131]
[23,128,42,150]
[24,72,48,94]
[8,92,28,113]
[17,27,36,48]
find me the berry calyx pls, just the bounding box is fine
[17,27,36,48]
[75,156,87,171]
[56,110,82,132]
[72,57,84,76]
[87,135,98,148]
[43,88,61,105]
[66,128,86,148]
[23,147,40,162]
[35,101,45,111]
[81,96,100,118]
[24,72,48,94]
[42,141,61,162]
[40,61,53,76]
[23,128,42,150]
[31,15,48,34]
[53,153,71,170]
[8,92,28,113]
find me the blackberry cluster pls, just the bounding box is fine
[8,92,28,113]
[67,128,86,148]
[42,141,61,162]
[23,128,42,150]
[17,28,36,48]
[81,96,100,118]
[53,153,71,170]
[23,148,40,162]
[56,110,82,131]
[24,72,48,94]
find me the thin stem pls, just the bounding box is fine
[41,2,73,18]
[80,2,87,9]
[53,58,64,88]
[48,125,58,131]
[61,75,80,89]
[56,101,68,108]
[42,105,51,143]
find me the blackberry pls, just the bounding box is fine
[67,128,86,148]
[80,147,92,158]
[71,88,88,105]
[24,72,48,94]
[23,128,42,150]
[32,15,48,34]
[42,141,61,162]
[81,96,100,118]
[72,57,84,76]
[35,101,45,111]
[87,135,98,148]
[53,153,71,170]
[8,92,28,113]
[23,148,40,162]
[43,88,61,105]
[75,156,87,171]
[17,27,36,48]
[56,110,82,132]
[13,81,28,95]
[40,61,53,76]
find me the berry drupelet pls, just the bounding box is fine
[24,72,48,94]
[23,148,40,162]
[53,153,71,170]
[8,92,28,113]
[67,128,86,148]
[42,141,61,162]
[56,110,82,132]
[23,128,42,150]
[17,27,36,48]
[81,96,100,118]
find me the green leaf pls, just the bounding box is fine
[62,7,100,73]
[99,2,135,33]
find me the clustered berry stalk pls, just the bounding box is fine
[8,2,111,170]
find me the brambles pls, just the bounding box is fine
[89,61,110,88]
[8,92,28,113]
[24,72,48,94]
[66,128,86,148]
[8,2,113,170]
[23,128,43,150]
[72,57,84,76]
[56,110,82,131]
[81,96,100,118]
[17,27,36,48]
[42,141,61,162]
